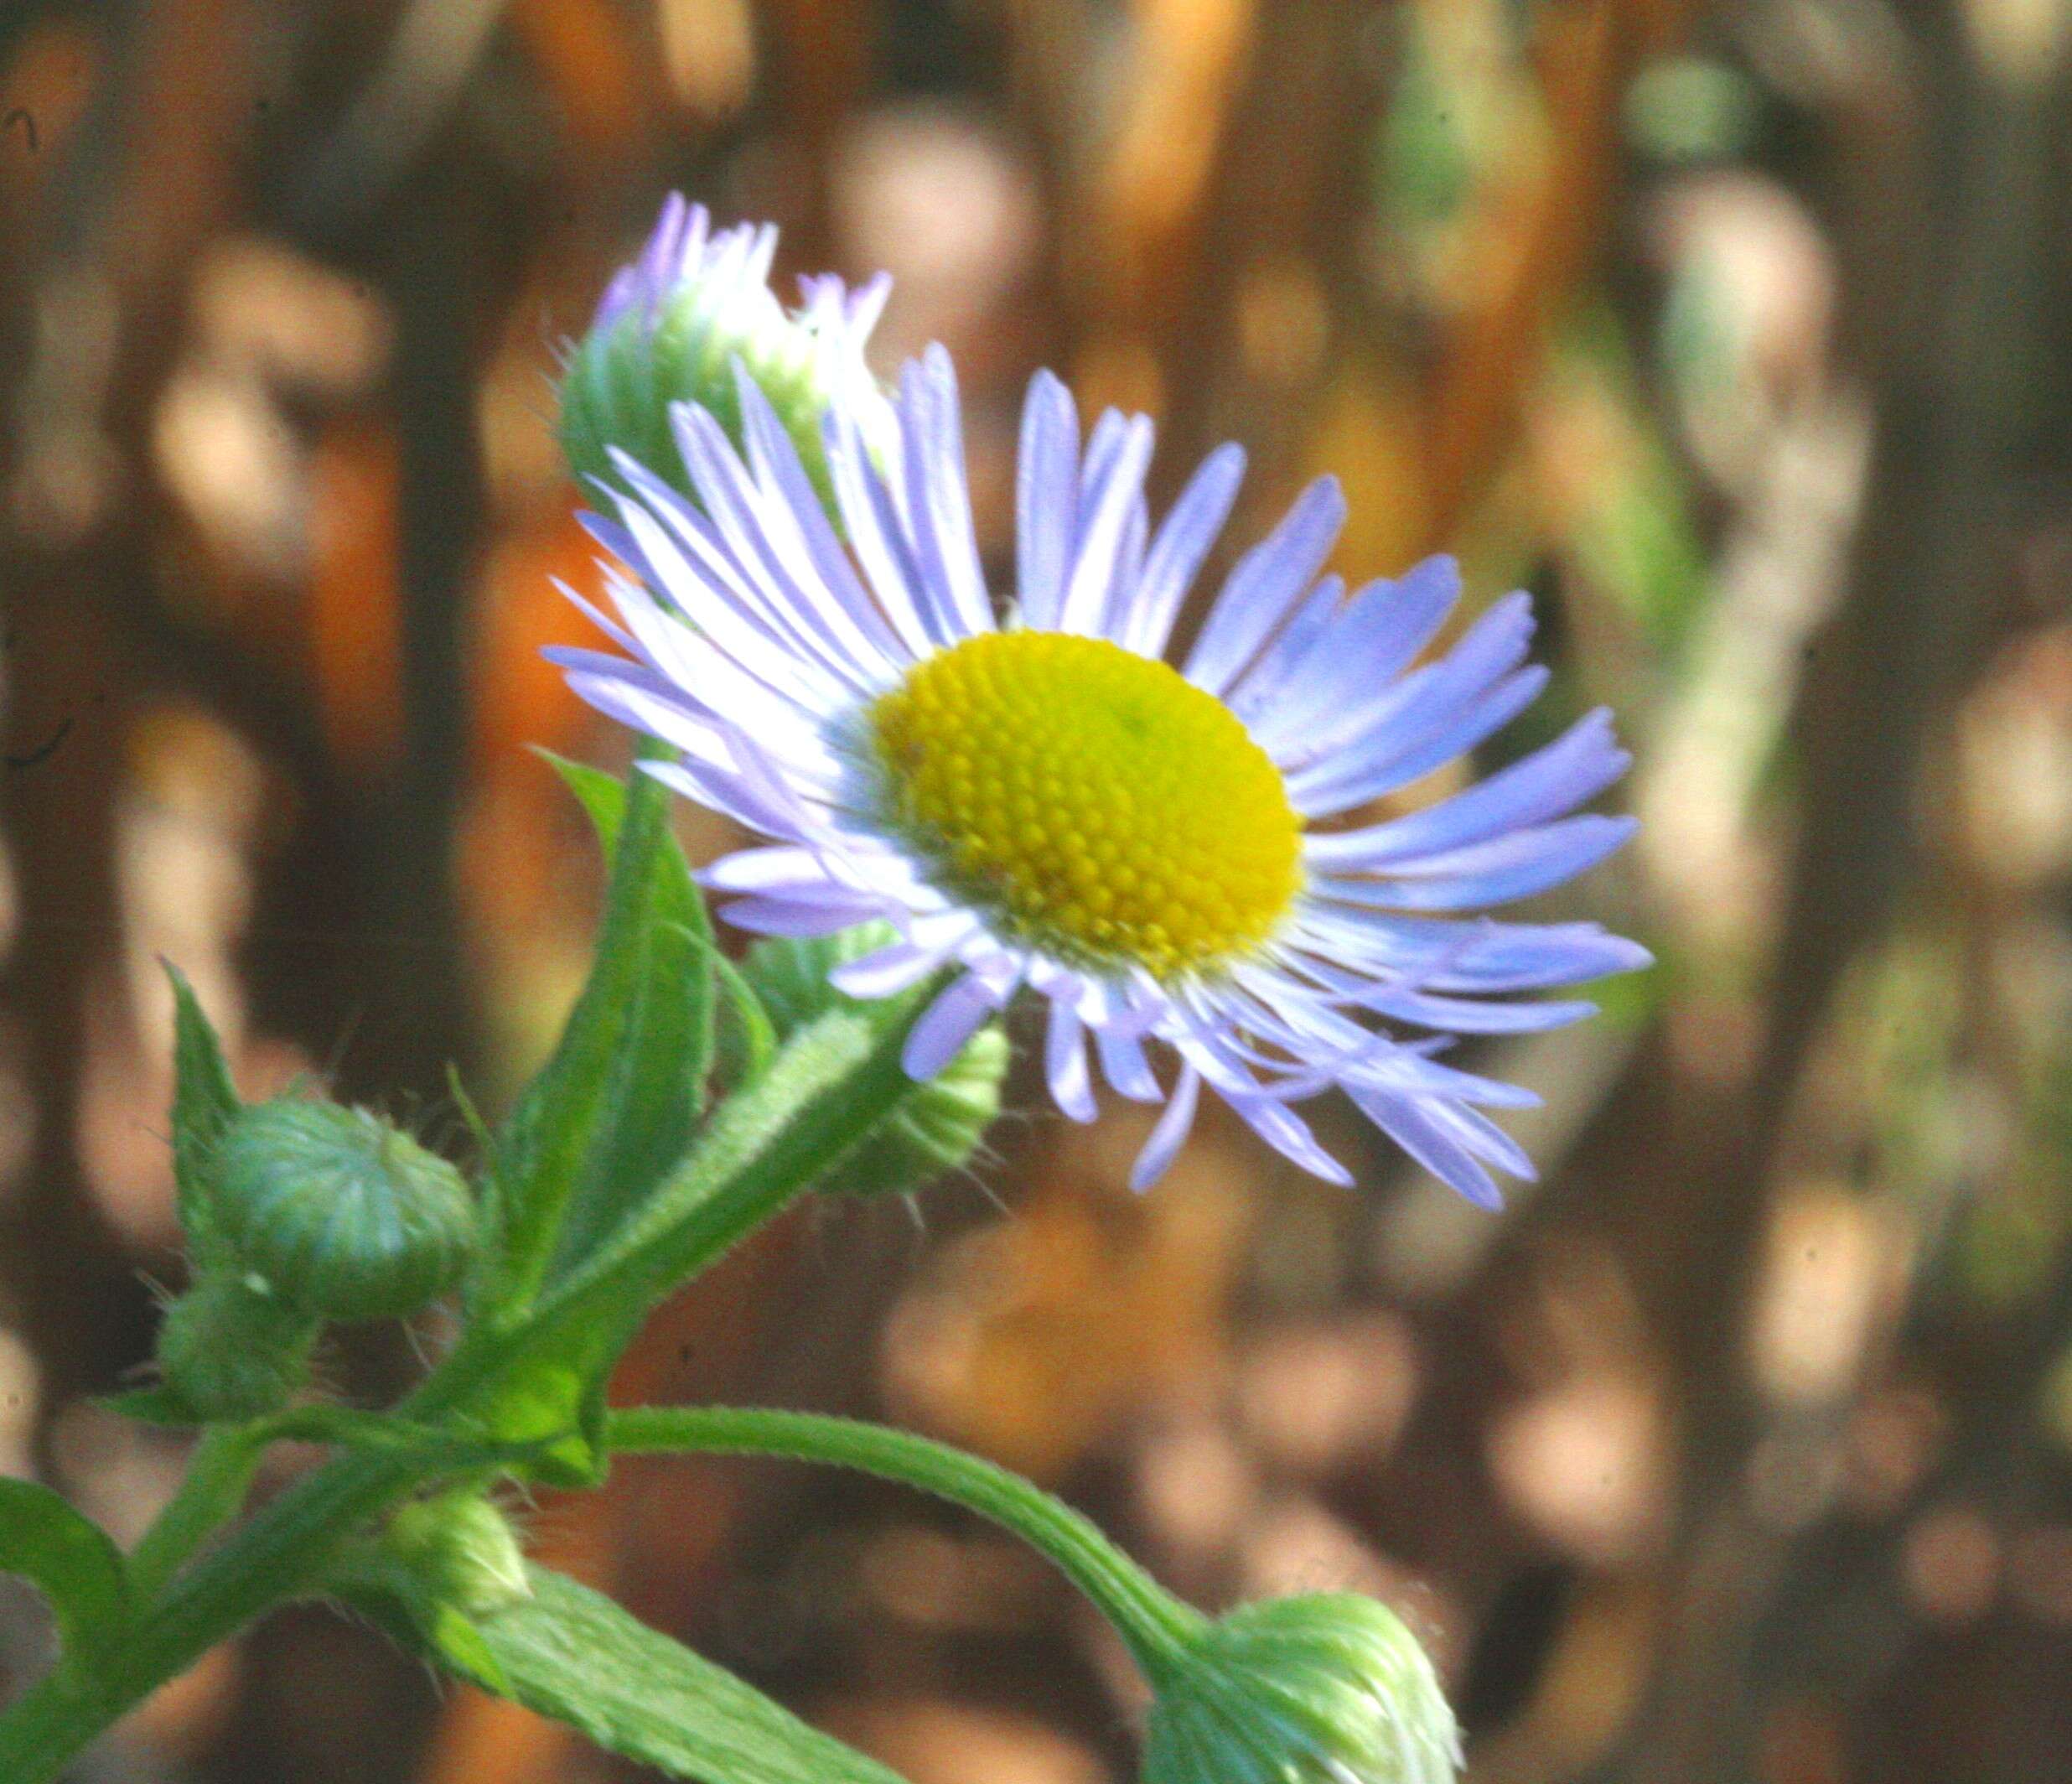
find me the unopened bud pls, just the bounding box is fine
[1142,1594,1460,1784]
[212,1099,475,1322]
[382,1491,531,1616]
[156,1273,317,1422]
[557,194,890,506]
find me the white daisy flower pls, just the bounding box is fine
[552,272,1646,1200]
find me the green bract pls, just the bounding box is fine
[1142,1594,1462,1784]
[743,925,1008,1198]
[213,1100,476,1322]
[383,1491,531,1616]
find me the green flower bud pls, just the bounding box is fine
[211,1099,476,1322]
[558,194,891,508]
[743,923,1008,1199]
[1142,1594,1461,1784]
[382,1491,531,1616]
[156,1272,317,1422]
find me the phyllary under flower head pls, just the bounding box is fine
[1142,1593,1461,1784]
[557,194,890,508]
[550,201,1650,1201]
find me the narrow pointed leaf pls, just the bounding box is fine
[483,750,716,1310]
[431,1566,908,1784]
[163,962,241,1258]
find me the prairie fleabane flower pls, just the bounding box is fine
[552,218,1647,1199]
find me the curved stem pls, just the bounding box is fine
[606,1405,1205,1673]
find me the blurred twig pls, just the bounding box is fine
[1593,5,2064,1776]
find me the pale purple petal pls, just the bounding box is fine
[1119,443,1246,656]
[1235,558,1458,749]
[1221,1089,1352,1186]
[1129,1066,1202,1193]
[898,349,993,640]
[1096,1029,1163,1103]
[1287,665,1551,817]
[903,973,1000,1080]
[1045,1001,1097,1123]
[1308,709,1630,869]
[1347,1082,1506,1208]
[721,889,889,936]
[829,937,958,999]
[1015,371,1080,630]
[1057,415,1155,635]
[1184,477,1345,695]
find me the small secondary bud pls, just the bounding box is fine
[212,1099,476,1322]
[382,1491,531,1617]
[156,1273,317,1422]
[1142,1593,1461,1784]
[557,194,890,506]
[744,924,1008,1199]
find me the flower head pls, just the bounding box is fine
[552,210,1648,1199]
[558,194,889,506]
[1142,1594,1460,1784]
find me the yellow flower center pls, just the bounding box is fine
[868,631,1303,979]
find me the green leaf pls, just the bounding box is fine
[482,750,716,1311]
[96,1387,204,1428]
[432,1565,908,1784]
[678,921,778,1092]
[0,1479,130,1652]
[163,961,241,1258]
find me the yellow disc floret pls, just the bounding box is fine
[868,631,1303,979]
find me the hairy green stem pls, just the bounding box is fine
[606,1406,1206,1672]
[127,1424,267,1603]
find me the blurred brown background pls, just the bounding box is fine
[3,0,2070,1780]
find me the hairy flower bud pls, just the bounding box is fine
[212,1099,476,1322]
[156,1272,317,1422]
[558,194,890,506]
[743,924,1008,1198]
[1142,1594,1461,1784]
[382,1491,531,1616]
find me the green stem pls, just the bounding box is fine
[127,1424,267,1602]
[450,1000,930,1439]
[605,1406,1205,1673]
[0,1007,925,1781]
